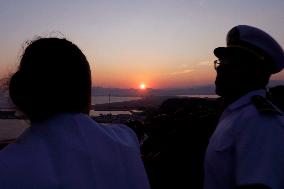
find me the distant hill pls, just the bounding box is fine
[92,87,141,96]
[93,96,174,110]
[91,80,284,97]
[268,80,284,87]
[91,85,215,97]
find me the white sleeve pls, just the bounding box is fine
[235,116,284,188]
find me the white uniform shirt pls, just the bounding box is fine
[0,113,150,189]
[204,89,284,189]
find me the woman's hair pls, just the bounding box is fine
[9,38,91,122]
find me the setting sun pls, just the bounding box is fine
[140,83,146,90]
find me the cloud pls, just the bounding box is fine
[170,69,193,75]
[197,60,211,66]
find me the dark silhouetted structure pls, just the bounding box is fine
[0,38,150,189]
[204,25,284,189]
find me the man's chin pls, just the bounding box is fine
[215,87,233,98]
[215,87,223,97]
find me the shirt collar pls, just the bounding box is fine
[220,89,266,120]
[227,89,267,112]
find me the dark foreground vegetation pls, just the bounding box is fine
[125,97,223,189]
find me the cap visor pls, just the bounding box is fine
[214,46,251,59]
[213,47,227,58]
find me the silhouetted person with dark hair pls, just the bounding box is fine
[204,25,284,189]
[268,85,284,112]
[0,38,150,189]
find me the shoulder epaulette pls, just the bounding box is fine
[251,95,283,115]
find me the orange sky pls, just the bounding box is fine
[1,1,284,89]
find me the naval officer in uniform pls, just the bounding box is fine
[204,25,284,189]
